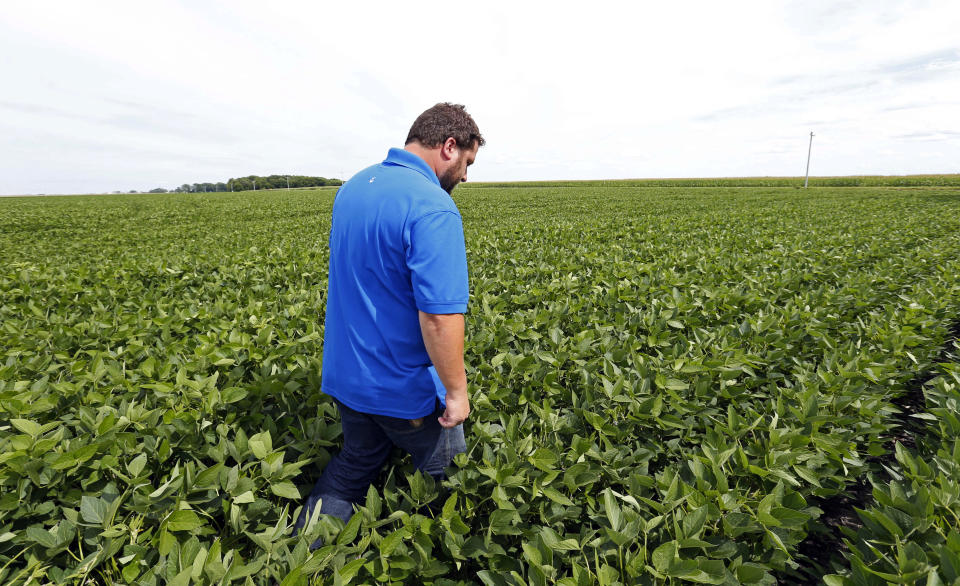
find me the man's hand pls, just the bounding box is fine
[439,391,470,428]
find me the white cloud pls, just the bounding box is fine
[1,0,958,193]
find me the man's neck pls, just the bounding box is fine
[404,142,441,178]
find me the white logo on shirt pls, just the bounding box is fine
[369,177,376,183]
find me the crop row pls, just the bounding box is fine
[824,331,960,585]
[455,189,960,584]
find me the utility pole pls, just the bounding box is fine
[253,179,256,191]
[804,132,814,188]
[286,176,290,190]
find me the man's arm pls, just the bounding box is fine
[419,311,469,428]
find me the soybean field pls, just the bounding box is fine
[2,181,960,585]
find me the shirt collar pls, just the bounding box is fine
[383,148,441,187]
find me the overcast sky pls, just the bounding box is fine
[2,1,959,194]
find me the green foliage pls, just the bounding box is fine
[1,185,959,583]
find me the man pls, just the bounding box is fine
[295,103,484,537]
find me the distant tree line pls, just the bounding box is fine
[141,175,342,194]
[224,175,342,192]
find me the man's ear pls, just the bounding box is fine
[440,137,458,161]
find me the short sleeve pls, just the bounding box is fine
[407,211,469,314]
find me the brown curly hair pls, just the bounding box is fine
[405,103,485,151]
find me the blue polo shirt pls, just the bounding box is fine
[320,148,469,418]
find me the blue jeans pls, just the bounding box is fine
[295,398,466,529]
